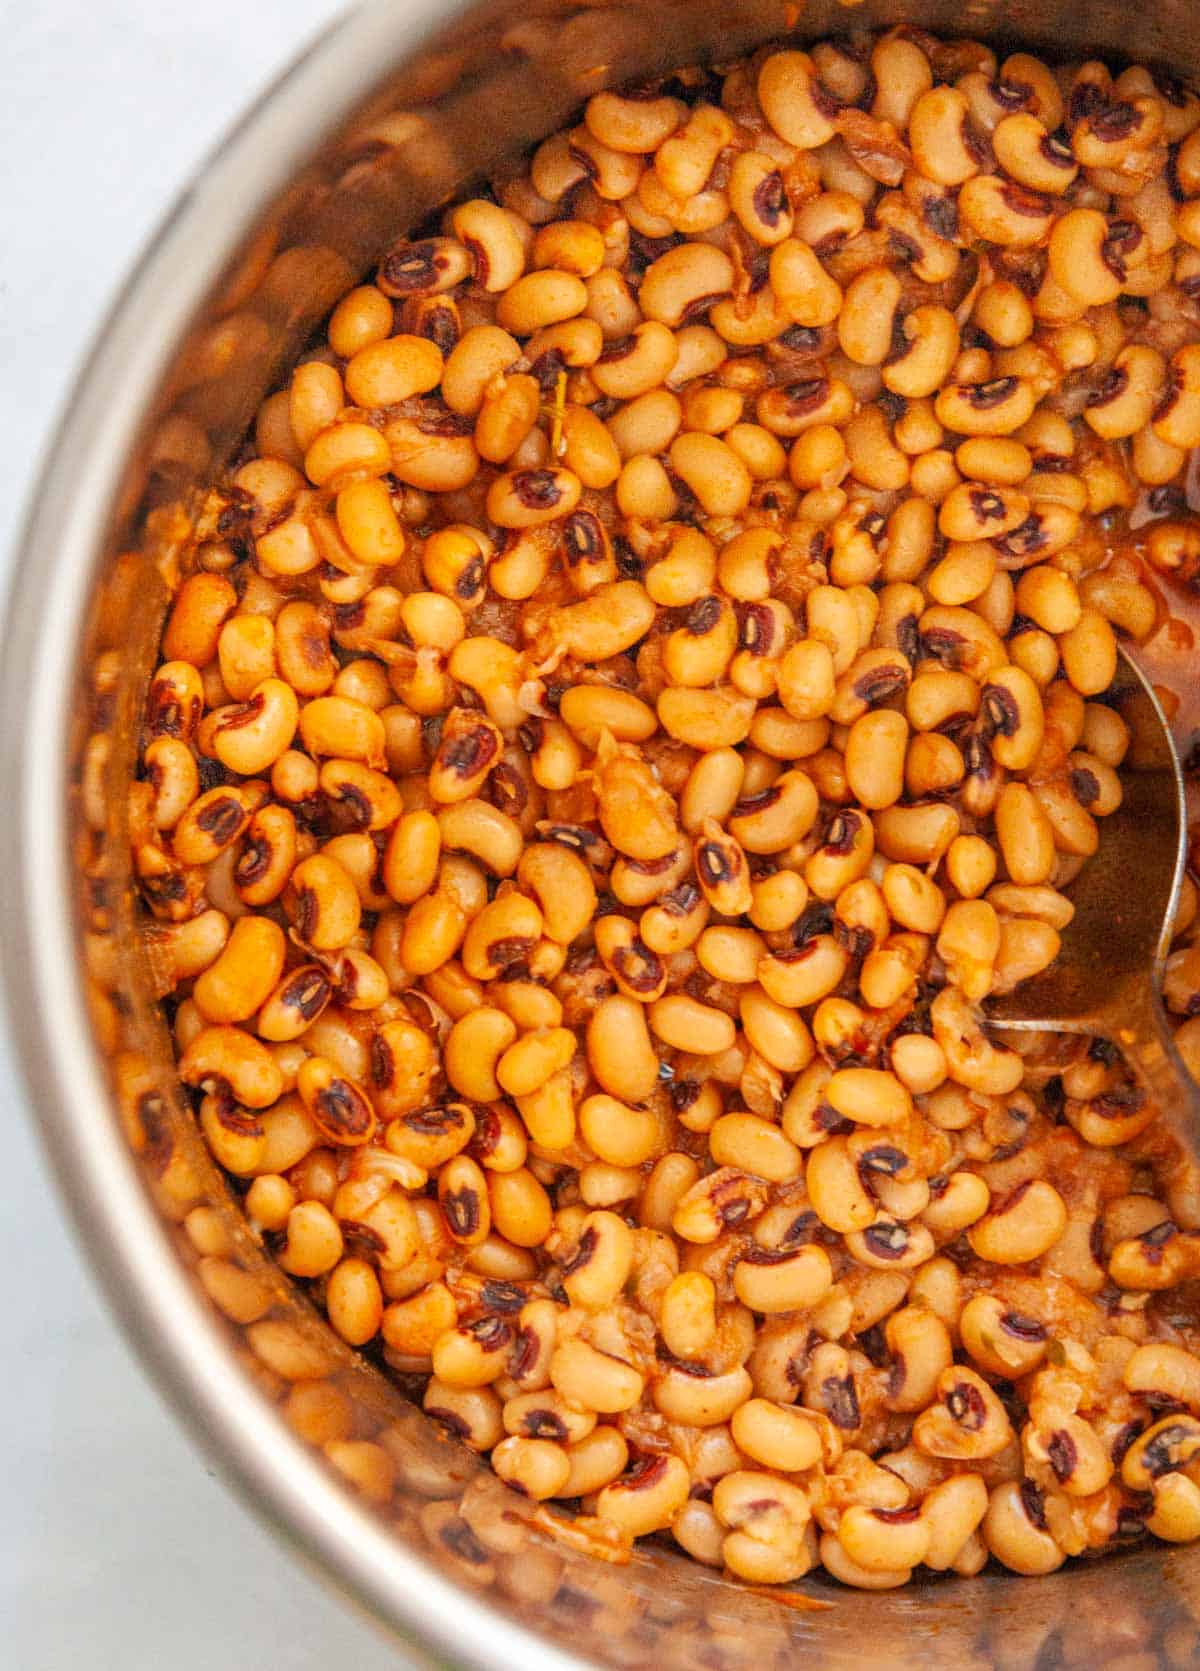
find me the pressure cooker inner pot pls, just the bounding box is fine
[67,0,1200,1664]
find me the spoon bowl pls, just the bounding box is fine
[987,647,1200,1149]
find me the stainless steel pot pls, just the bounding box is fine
[7,2,1200,1665]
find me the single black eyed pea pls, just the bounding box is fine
[666,432,752,516]
[659,1271,718,1360]
[550,1339,644,1415]
[560,1426,630,1499]
[560,1210,635,1309]
[490,1434,571,1502]
[443,1007,517,1103]
[652,1362,754,1428]
[638,242,735,327]
[671,1167,770,1246]
[1085,345,1167,441]
[801,1137,876,1234]
[1153,344,1200,449]
[935,899,1000,1004]
[460,891,543,983]
[1025,1412,1113,1497]
[884,1306,953,1413]
[1122,1342,1200,1408]
[179,1024,284,1111]
[596,1453,692,1540]
[739,986,814,1075]
[890,1034,948,1097]
[921,1475,990,1571]
[198,1094,266,1176]
[324,1256,386,1350]
[288,853,362,951]
[992,112,1078,194]
[680,746,745,833]
[709,1113,802,1183]
[318,759,402,832]
[982,1481,1065,1576]
[733,1243,833,1313]
[486,466,582,531]
[912,1366,1014,1461]
[487,1168,554,1250]
[586,995,661,1105]
[430,1312,514,1390]
[1148,1474,1200,1543]
[758,935,850,1011]
[883,306,961,401]
[967,1179,1068,1264]
[838,1504,931,1574]
[992,783,1054,887]
[192,914,286,1025]
[844,710,907,811]
[935,376,1037,437]
[1121,1412,1200,1492]
[517,843,597,946]
[649,993,736,1058]
[836,266,902,366]
[729,1399,823,1474]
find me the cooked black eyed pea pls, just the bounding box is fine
[882,304,960,401]
[1153,344,1200,448]
[728,151,795,246]
[934,376,1037,436]
[594,915,668,1002]
[383,1102,475,1171]
[638,242,735,327]
[693,817,753,916]
[728,770,819,853]
[671,1167,770,1245]
[486,467,582,530]
[913,1366,1014,1460]
[958,176,1056,248]
[982,1481,1065,1576]
[172,785,254,867]
[845,1217,935,1271]
[837,267,903,365]
[884,1306,953,1413]
[1067,750,1122,816]
[596,1453,691,1539]
[558,1209,635,1310]
[1085,345,1166,441]
[938,483,1030,543]
[147,660,204,740]
[732,1243,833,1312]
[179,1025,284,1110]
[192,915,286,1025]
[805,808,876,902]
[759,935,850,1011]
[1121,1414,1200,1491]
[1025,1413,1113,1497]
[967,1179,1068,1263]
[921,1474,990,1572]
[844,710,907,811]
[318,760,402,832]
[1122,1342,1200,1409]
[838,1504,931,1574]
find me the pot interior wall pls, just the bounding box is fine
[60,1,1200,1665]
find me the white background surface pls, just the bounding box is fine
[0,2,409,1665]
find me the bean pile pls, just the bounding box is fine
[137,27,1200,1590]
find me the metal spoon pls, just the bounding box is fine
[986,648,1200,1151]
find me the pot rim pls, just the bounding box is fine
[0,4,583,1666]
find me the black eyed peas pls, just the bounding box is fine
[142,25,1200,1596]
